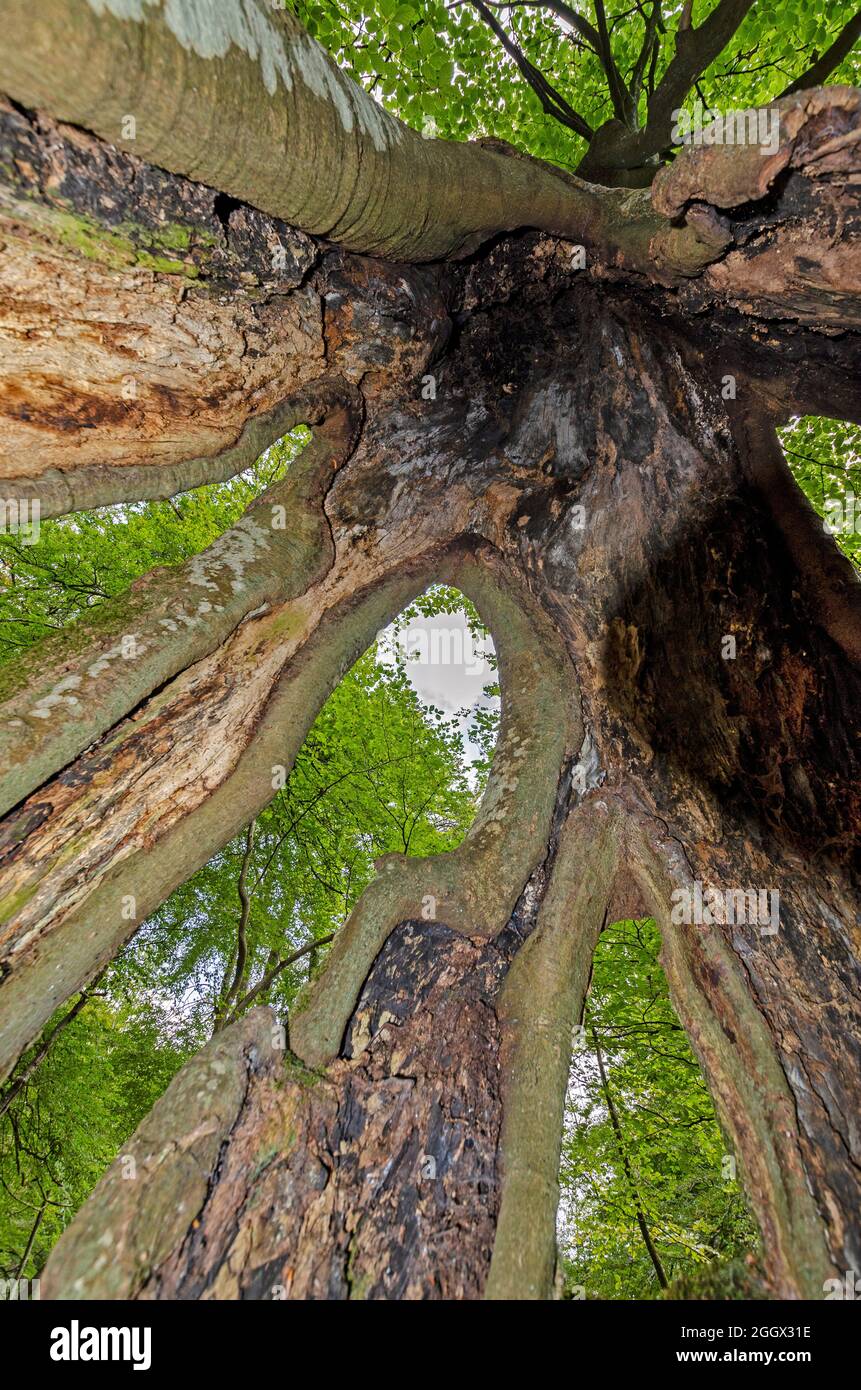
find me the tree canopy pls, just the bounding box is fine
[295,1,861,182]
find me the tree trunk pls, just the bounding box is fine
[0,2,859,1302]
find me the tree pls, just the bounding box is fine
[0,498,485,1275]
[558,918,759,1299]
[0,0,858,1300]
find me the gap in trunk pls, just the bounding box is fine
[777,415,861,571]
[0,427,310,659]
[557,917,760,1301]
[0,584,499,1283]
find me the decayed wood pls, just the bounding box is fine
[0,2,858,1300]
[22,261,861,1297]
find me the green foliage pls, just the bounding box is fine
[559,919,758,1300]
[0,447,489,1278]
[296,1,861,168]
[779,415,861,570]
[0,431,308,661]
[0,998,188,1281]
[126,631,481,1049]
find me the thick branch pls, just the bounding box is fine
[0,394,359,819]
[487,801,620,1300]
[468,1,593,139]
[642,0,759,157]
[729,405,861,669]
[0,0,733,276]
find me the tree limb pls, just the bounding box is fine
[214,821,257,1029]
[466,0,594,138]
[639,0,759,160]
[594,0,634,124]
[223,932,335,1025]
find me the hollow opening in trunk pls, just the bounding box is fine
[557,917,759,1300]
[777,415,861,571]
[0,583,499,1283]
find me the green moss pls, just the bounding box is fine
[51,210,138,269]
[280,1052,326,1089]
[0,882,38,922]
[142,222,191,251]
[27,207,201,278]
[133,250,198,277]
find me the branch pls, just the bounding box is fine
[0,0,747,269]
[481,2,602,54]
[594,0,633,124]
[630,1,662,112]
[640,0,759,159]
[214,821,257,1029]
[780,10,861,97]
[223,932,335,1024]
[466,0,594,139]
[0,389,359,821]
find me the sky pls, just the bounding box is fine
[378,605,499,774]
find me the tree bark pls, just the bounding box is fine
[0,4,859,1301]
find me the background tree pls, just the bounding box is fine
[559,918,758,1299]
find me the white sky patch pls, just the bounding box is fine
[377,608,500,776]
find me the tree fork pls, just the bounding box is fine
[0,387,361,817]
[37,637,621,1301]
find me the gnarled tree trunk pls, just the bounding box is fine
[0,1,858,1301]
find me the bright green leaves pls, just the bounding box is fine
[0,995,189,1282]
[558,919,758,1299]
[294,1,861,171]
[778,416,861,571]
[702,0,860,109]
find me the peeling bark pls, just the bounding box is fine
[0,2,859,1303]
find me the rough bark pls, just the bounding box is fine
[32,257,861,1299]
[0,3,859,1303]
